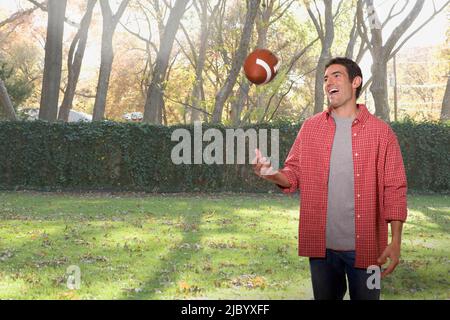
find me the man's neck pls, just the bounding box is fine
[331,102,359,119]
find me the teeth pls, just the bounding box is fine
[329,89,338,94]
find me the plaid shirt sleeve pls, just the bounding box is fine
[383,130,408,223]
[277,121,308,193]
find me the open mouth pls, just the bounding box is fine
[328,88,339,97]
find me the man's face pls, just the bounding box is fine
[323,64,361,109]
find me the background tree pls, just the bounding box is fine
[230,0,296,125]
[360,0,448,121]
[143,0,190,124]
[58,0,97,121]
[0,0,447,124]
[440,19,449,121]
[0,4,42,112]
[92,0,130,121]
[0,77,17,120]
[441,76,450,121]
[212,0,261,123]
[306,0,339,115]
[39,0,67,122]
[0,61,34,122]
[187,0,222,123]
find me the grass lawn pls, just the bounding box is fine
[0,191,448,300]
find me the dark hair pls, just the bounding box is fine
[325,57,363,99]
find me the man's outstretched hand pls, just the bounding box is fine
[252,149,291,188]
[252,148,278,177]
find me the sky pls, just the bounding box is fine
[1,0,447,46]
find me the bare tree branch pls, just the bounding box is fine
[356,0,372,53]
[306,2,324,42]
[388,0,449,60]
[120,21,158,53]
[382,0,424,59]
[0,5,39,28]
[269,0,295,26]
[267,80,295,122]
[382,0,409,29]
[26,0,79,28]
[286,37,319,73]
[164,94,212,115]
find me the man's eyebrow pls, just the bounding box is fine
[324,71,342,79]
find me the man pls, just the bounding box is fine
[253,57,407,300]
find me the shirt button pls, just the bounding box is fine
[357,215,361,218]
[357,235,360,239]
[357,194,361,198]
[353,133,357,137]
[357,174,360,177]
[355,153,358,157]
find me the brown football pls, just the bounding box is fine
[243,49,280,85]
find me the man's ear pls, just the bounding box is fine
[352,76,362,89]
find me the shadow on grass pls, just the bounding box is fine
[121,209,205,300]
[407,198,450,234]
[0,193,297,299]
[0,192,449,299]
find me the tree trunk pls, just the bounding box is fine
[364,0,424,121]
[370,60,390,120]
[314,47,332,114]
[143,0,189,124]
[441,76,450,121]
[308,0,334,115]
[230,81,250,125]
[58,0,96,122]
[345,12,358,59]
[190,72,205,122]
[92,32,113,121]
[231,1,273,125]
[189,0,210,123]
[39,0,67,122]
[0,79,17,120]
[92,0,129,121]
[212,0,261,123]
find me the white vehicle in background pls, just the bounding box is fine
[20,108,92,122]
[123,112,143,122]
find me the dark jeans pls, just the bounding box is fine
[309,249,380,300]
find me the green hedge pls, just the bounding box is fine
[0,120,448,193]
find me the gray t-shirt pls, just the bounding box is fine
[326,112,355,251]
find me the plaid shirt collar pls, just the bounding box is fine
[325,104,370,126]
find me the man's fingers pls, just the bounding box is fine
[252,149,260,165]
[253,163,262,174]
[253,159,266,176]
[261,166,277,176]
[253,149,276,176]
[260,159,278,175]
[381,259,398,279]
[252,149,263,167]
[252,149,266,166]
[377,251,389,265]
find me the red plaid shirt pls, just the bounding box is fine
[279,104,408,268]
